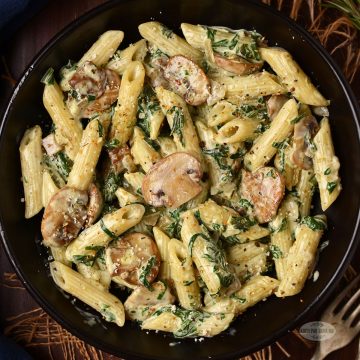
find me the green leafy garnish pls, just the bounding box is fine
[100,304,116,322]
[168,106,185,146]
[269,244,283,259]
[100,219,117,239]
[231,215,257,232]
[157,281,168,300]
[144,137,160,151]
[139,256,158,290]
[324,168,331,175]
[327,181,337,194]
[102,171,122,202]
[105,138,120,150]
[301,216,327,231]
[290,113,306,124]
[41,68,55,85]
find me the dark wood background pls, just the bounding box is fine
[0,1,359,359]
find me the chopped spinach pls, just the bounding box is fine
[139,255,158,290]
[231,215,257,232]
[269,244,283,259]
[105,138,120,150]
[301,216,327,231]
[168,106,185,146]
[102,171,122,202]
[327,181,337,194]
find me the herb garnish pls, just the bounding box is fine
[139,256,158,290]
[301,216,327,231]
[327,181,337,194]
[168,106,185,146]
[269,244,283,259]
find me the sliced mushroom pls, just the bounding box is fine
[69,61,107,98]
[41,187,88,247]
[83,69,121,117]
[163,55,210,106]
[108,144,136,174]
[85,183,103,227]
[124,281,175,322]
[240,167,285,223]
[266,95,288,120]
[214,53,262,75]
[68,61,121,118]
[142,152,203,208]
[105,232,161,287]
[291,115,319,169]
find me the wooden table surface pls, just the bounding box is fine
[0,1,359,359]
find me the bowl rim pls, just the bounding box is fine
[1,0,360,359]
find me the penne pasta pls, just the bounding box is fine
[43,81,83,160]
[66,204,145,262]
[107,39,147,75]
[67,116,107,191]
[50,261,125,326]
[111,61,145,145]
[168,238,201,309]
[19,126,43,218]
[260,47,328,106]
[156,86,202,162]
[313,117,341,211]
[139,22,203,63]
[277,215,326,297]
[78,30,124,67]
[244,98,298,171]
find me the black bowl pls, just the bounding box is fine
[1,0,360,359]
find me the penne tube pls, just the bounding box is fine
[232,253,268,280]
[155,86,202,162]
[181,211,236,295]
[19,126,43,218]
[66,204,145,262]
[139,22,203,63]
[277,215,326,297]
[226,242,268,265]
[111,61,145,145]
[67,116,106,191]
[212,71,286,98]
[260,47,328,106]
[107,39,147,75]
[231,275,279,315]
[168,238,201,310]
[42,170,59,207]
[130,127,161,172]
[124,172,145,196]
[141,305,234,337]
[115,187,143,207]
[50,246,71,267]
[43,81,83,160]
[313,117,341,211]
[153,227,172,283]
[157,137,177,157]
[269,205,293,281]
[78,30,124,67]
[297,169,315,217]
[216,117,260,144]
[50,261,125,326]
[244,98,298,171]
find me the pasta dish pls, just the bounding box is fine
[19,22,341,338]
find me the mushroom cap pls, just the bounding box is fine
[106,232,161,287]
[164,55,210,106]
[214,53,263,75]
[142,152,203,208]
[240,167,285,223]
[41,187,89,247]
